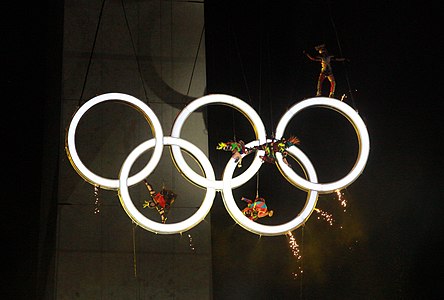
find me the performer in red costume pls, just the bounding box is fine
[143,180,177,223]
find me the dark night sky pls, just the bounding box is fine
[6,0,443,299]
[205,0,443,299]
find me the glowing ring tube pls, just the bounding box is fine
[65,93,164,190]
[221,147,319,236]
[118,136,216,234]
[275,97,370,193]
[171,94,267,190]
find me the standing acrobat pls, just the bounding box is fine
[304,44,347,98]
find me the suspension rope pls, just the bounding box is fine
[78,0,107,106]
[256,8,265,198]
[186,25,205,97]
[256,172,260,198]
[132,222,138,278]
[231,110,237,141]
[258,26,263,117]
[265,26,275,137]
[327,1,357,110]
[299,225,305,299]
[121,0,150,103]
[231,25,253,106]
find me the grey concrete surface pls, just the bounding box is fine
[56,0,210,298]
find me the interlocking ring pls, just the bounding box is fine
[118,137,216,234]
[170,94,267,189]
[65,93,164,190]
[65,93,370,236]
[275,97,370,193]
[221,140,319,236]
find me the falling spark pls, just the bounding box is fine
[94,185,100,214]
[336,190,347,212]
[287,231,303,279]
[314,208,334,226]
[188,234,195,251]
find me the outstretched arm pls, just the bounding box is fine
[241,197,253,204]
[332,56,349,62]
[303,50,319,61]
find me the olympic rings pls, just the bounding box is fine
[65,93,370,236]
[119,137,216,234]
[171,94,267,190]
[275,97,370,193]
[65,93,164,190]
[221,141,319,236]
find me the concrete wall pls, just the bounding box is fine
[55,0,210,299]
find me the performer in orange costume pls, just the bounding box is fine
[241,197,273,221]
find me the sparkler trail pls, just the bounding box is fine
[287,231,303,279]
[188,234,195,251]
[94,185,100,214]
[336,190,347,212]
[314,208,334,225]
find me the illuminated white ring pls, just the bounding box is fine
[65,93,164,190]
[221,146,319,236]
[118,136,216,234]
[170,94,267,190]
[275,97,370,193]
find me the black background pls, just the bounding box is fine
[205,1,442,299]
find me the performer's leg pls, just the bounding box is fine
[143,180,156,197]
[328,75,336,97]
[317,74,325,96]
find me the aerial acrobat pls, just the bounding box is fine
[217,136,300,168]
[142,180,177,223]
[249,136,300,168]
[304,44,348,98]
[241,196,274,221]
[216,140,250,167]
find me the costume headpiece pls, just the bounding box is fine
[315,44,326,52]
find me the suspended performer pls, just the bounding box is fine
[217,140,251,167]
[304,44,347,98]
[241,197,274,221]
[143,180,177,223]
[250,136,300,167]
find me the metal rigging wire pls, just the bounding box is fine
[327,0,358,110]
[78,0,107,106]
[121,0,150,103]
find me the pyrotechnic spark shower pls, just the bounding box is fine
[188,234,195,251]
[336,190,347,212]
[94,185,100,214]
[287,231,303,279]
[314,208,334,225]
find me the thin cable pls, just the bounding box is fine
[186,25,205,96]
[299,225,305,299]
[265,22,274,137]
[121,0,150,103]
[258,22,262,116]
[132,223,137,278]
[232,110,237,141]
[78,0,107,106]
[255,172,260,198]
[231,25,253,105]
[327,0,357,110]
